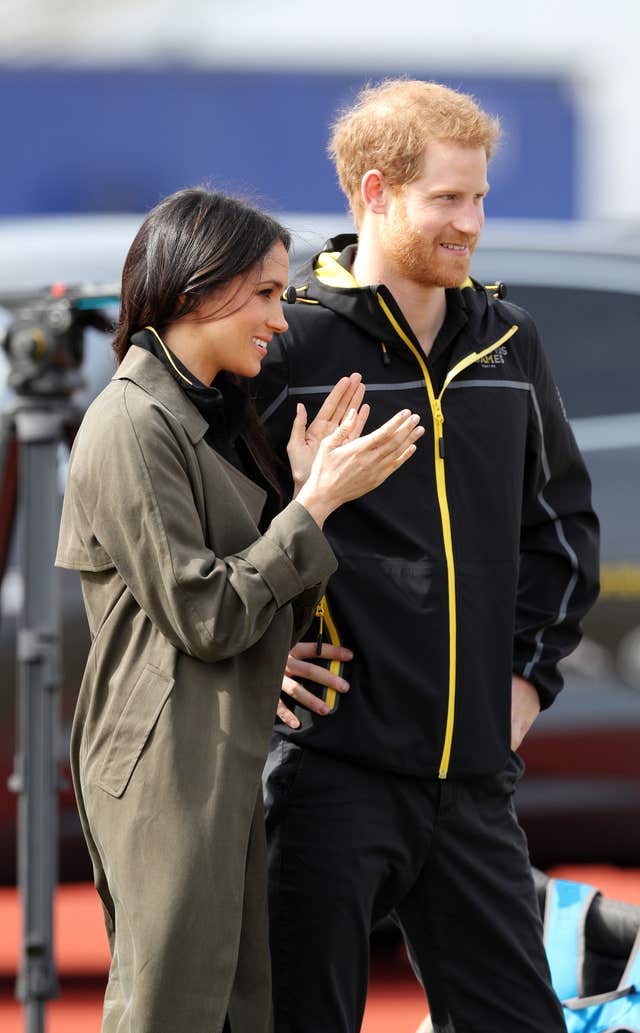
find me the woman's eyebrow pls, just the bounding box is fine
[257,277,287,290]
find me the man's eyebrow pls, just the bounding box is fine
[427,184,490,194]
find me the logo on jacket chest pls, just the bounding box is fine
[477,345,509,366]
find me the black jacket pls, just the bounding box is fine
[256,236,600,778]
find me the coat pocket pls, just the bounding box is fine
[96,664,174,798]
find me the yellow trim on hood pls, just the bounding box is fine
[314,251,358,288]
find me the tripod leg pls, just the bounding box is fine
[0,411,18,589]
[13,408,62,1029]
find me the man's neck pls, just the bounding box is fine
[351,246,446,358]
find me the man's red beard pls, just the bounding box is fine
[381,202,478,289]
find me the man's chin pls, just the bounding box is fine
[434,257,473,288]
[409,266,472,290]
[388,244,472,289]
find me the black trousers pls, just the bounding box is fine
[263,736,565,1033]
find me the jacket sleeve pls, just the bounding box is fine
[254,331,298,483]
[57,384,336,663]
[255,331,328,645]
[513,319,600,707]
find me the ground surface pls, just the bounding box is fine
[1,865,639,1032]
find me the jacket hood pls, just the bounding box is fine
[285,233,514,356]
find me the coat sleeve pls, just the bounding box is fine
[57,383,336,663]
[513,319,600,707]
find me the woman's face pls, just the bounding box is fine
[166,240,290,384]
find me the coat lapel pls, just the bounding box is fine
[114,345,267,525]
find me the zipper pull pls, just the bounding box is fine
[434,398,445,458]
[380,341,391,367]
[315,600,325,656]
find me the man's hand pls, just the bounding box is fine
[511,673,541,751]
[276,642,353,730]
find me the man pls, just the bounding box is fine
[256,79,599,1033]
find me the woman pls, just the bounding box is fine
[55,187,423,1033]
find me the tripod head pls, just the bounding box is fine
[1,282,120,399]
[0,281,120,587]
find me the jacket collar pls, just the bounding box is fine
[288,234,515,360]
[113,344,209,444]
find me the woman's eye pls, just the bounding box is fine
[259,287,273,298]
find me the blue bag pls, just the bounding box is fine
[544,878,640,1032]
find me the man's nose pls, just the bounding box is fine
[453,199,484,235]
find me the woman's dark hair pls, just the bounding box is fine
[114,187,291,490]
[114,187,290,362]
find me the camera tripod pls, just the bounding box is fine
[0,282,117,1033]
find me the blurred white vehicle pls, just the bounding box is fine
[1,213,639,879]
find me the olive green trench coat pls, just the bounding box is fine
[55,346,336,1033]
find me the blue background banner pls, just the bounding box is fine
[0,68,577,218]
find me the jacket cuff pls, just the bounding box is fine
[242,501,337,608]
[513,658,562,711]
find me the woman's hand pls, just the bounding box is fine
[295,406,424,528]
[287,373,366,493]
[276,643,353,729]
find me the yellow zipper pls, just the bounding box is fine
[315,595,343,710]
[376,292,518,777]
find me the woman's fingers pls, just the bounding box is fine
[325,408,422,462]
[289,642,354,663]
[287,402,307,447]
[286,403,310,484]
[379,414,424,458]
[315,376,351,421]
[276,697,301,728]
[285,655,350,692]
[330,373,364,425]
[328,407,358,446]
[347,402,370,441]
[368,408,414,442]
[277,670,348,725]
[390,442,419,470]
[313,373,362,426]
[355,410,423,456]
[344,381,366,422]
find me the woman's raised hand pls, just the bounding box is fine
[295,406,424,529]
[286,373,366,492]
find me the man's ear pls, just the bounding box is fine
[360,169,388,216]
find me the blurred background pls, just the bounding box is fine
[1,1,639,1030]
[0,0,639,222]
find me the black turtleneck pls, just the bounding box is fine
[129,328,282,529]
[130,328,248,471]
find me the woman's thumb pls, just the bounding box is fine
[288,402,307,444]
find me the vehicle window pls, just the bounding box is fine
[502,287,640,419]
